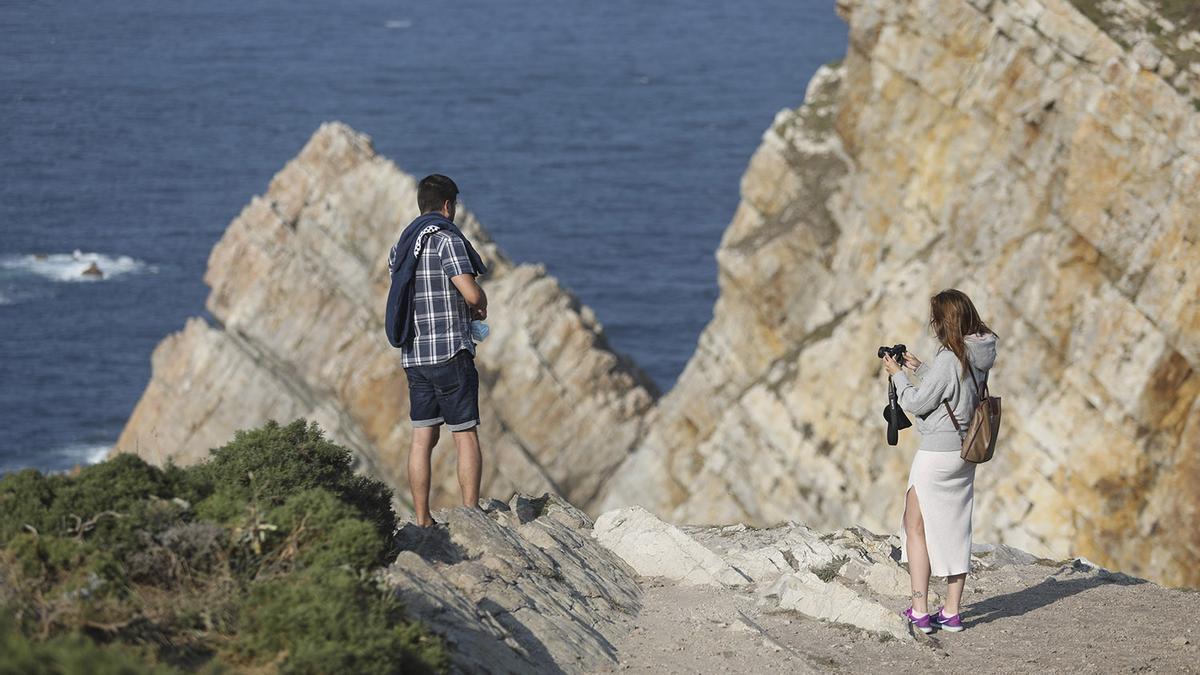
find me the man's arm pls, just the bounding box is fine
[451,274,487,317]
[439,232,488,318]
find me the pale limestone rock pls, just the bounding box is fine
[599,0,1200,588]
[592,509,920,640]
[838,558,912,598]
[591,507,751,587]
[763,572,912,641]
[115,122,657,514]
[971,542,1041,568]
[685,523,861,585]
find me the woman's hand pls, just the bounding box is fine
[904,352,922,371]
[882,354,903,377]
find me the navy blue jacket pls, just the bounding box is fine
[385,213,488,349]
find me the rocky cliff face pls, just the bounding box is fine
[600,0,1200,587]
[116,123,657,510]
[120,0,1199,588]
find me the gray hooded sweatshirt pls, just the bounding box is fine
[890,333,999,452]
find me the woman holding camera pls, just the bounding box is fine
[881,289,998,634]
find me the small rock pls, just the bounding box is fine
[1171,637,1190,647]
[478,497,509,513]
[81,262,104,278]
[1131,40,1164,71]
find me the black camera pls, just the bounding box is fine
[878,344,912,445]
[877,343,908,365]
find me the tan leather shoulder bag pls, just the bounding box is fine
[943,367,1001,464]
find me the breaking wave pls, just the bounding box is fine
[0,251,155,283]
[1,443,112,475]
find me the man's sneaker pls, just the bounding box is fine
[933,608,964,632]
[902,607,933,634]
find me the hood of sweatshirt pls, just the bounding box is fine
[966,333,998,372]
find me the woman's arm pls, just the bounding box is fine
[891,353,953,416]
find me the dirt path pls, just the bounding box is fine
[593,562,1200,674]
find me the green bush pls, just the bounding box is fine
[190,420,395,541]
[0,614,181,675]
[0,420,447,674]
[264,488,385,571]
[237,569,447,675]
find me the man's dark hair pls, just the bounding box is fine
[417,174,459,214]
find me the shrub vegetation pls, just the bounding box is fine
[0,419,447,674]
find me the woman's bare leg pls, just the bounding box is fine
[904,487,931,614]
[945,573,966,615]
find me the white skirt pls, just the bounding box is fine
[900,450,976,577]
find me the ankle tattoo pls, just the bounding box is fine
[911,591,925,599]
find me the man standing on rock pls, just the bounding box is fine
[385,174,489,527]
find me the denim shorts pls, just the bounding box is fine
[404,350,480,431]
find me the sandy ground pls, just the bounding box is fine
[592,562,1200,674]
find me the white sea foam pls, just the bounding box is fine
[1,443,113,475]
[385,18,413,29]
[84,444,112,464]
[0,291,11,305]
[0,251,155,283]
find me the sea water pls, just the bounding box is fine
[0,0,846,472]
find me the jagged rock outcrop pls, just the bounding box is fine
[600,0,1200,587]
[115,123,657,510]
[118,0,1200,588]
[385,494,641,673]
[383,496,1196,671]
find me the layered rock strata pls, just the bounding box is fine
[600,0,1200,587]
[380,496,1193,671]
[116,123,657,510]
[385,494,641,673]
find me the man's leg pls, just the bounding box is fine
[437,352,482,509]
[409,425,440,527]
[451,429,481,508]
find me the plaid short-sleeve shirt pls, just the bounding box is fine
[400,229,478,368]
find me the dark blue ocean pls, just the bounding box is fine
[0,0,846,473]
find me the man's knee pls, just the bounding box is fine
[411,426,440,448]
[451,428,480,451]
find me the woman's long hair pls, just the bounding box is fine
[929,289,995,373]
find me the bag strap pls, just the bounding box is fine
[943,400,963,433]
[966,364,987,400]
[944,362,983,433]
